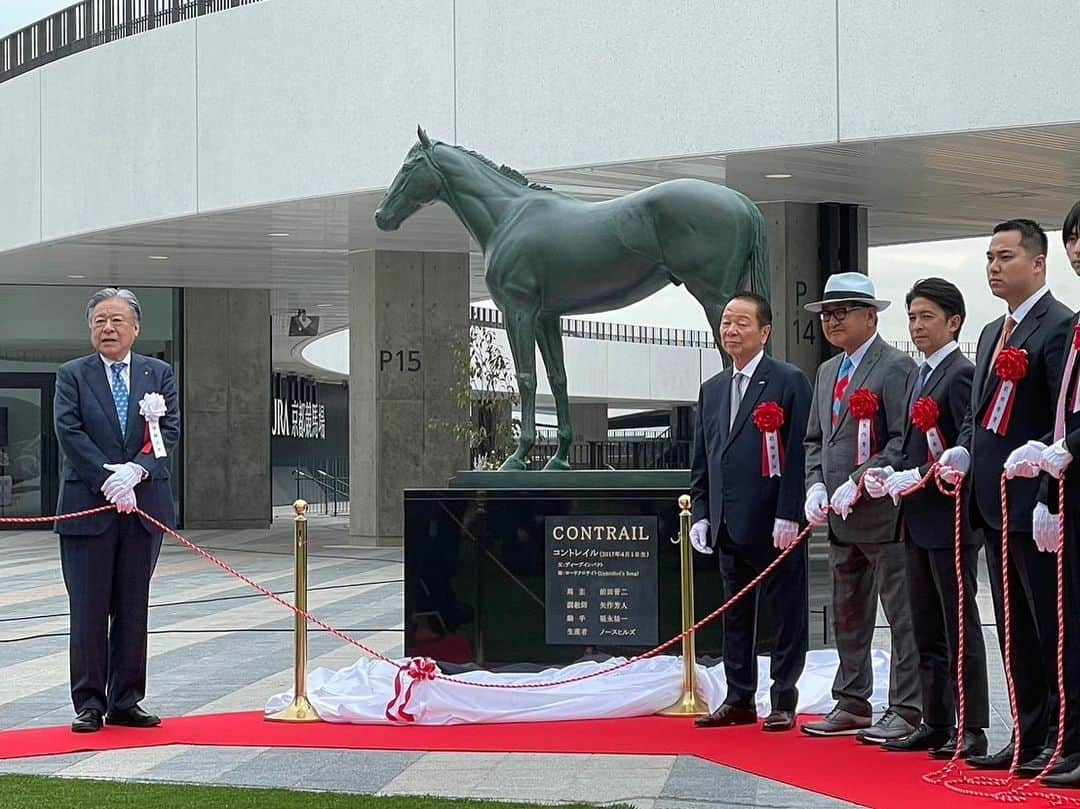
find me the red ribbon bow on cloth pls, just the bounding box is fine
[910,397,947,461]
[385,657,439,723]
[848,389,880,464]
[752,402,785,477]
[981,347,1028,436]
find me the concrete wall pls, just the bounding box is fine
[5,0,1080,253]
[183,288,271,529]
[349,251,469,545]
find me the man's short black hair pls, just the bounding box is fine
[1063,202,1080,244]
[905,277,966,339]
[727,291,772,327]
[993,218,1048,257]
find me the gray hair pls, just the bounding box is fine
[85,287,142,325]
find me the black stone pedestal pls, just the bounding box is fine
[403,470,760,667]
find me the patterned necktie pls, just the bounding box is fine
[910,362,932,409]
[832,355,853,427]
[730,372,746,430]
[110,362,129,428]
[990,316,1016,368]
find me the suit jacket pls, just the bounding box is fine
[691,354,812,547]
[54,353,181,536]
[1040,311,1080,517]
[878,347,978,549]
[805,334,916,544]
[957,292,1072,532]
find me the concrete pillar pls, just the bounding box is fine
[759,202,868,380]
[182,288,271,529]
[349,250,469,546]
[569,402,608,444]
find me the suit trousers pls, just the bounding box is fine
[60,515,162,715]
[828,539,921,723]
[983,526,1072,753]
[905,542,989,730]
[717,534,808,712]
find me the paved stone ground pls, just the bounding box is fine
[0,516,1014,807]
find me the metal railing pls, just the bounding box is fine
[293,465,349,517]
[526,438,693,471]
[1,0,264,84]
[891,339,978,363]
[470,306,716,349]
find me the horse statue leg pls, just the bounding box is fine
[499,309,538,471]
[535,315,572,470]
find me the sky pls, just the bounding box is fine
[0,1,70,37]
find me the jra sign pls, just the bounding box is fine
[272,399,326,440]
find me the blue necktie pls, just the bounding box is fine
[832,355,853,426]
[110,362,129,428]
[909,362,931,408]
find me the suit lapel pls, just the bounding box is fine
[716,368,733,446]
[125,354,150,447]
[84,354,124,438]
[725,356,770,449]
[900,364,919,444]
[832,337,883,437]
[819,354,841,437]
[973,316,1003,409]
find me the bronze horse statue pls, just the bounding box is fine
[375,127,770,471]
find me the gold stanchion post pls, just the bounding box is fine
[658,494,707,716]
[266,499,322,722]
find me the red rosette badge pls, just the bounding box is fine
[910,396,947,461]
[981,347,1028,436]
[848,389,880,464]
[753,402,785,477]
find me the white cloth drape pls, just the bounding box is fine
[265,649,892,725]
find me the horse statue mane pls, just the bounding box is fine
[444,143,553,192]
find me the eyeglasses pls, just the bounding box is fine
[91,315,132,329]
[819,305,869,323]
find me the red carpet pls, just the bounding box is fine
[0,713,1073,808]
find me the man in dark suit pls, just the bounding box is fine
[998,206,1080,787]
[690,291,812,732]
[864,278,989,759]
[800,272,920,742]
[54,287,180,733]
[940,219,1072,773]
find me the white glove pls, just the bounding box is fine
[689,519,712,554]
[102,462,145,503]
[772,518,800,550]
[884,468,923,505]
[863,466,895,499]
[830,479,860,521]
[1033,503,1060,553]
[1005,441,1048,480]
[938,446,971,484]
[804,483,829,527]
[1041,439,1074,479]
[115,488,137,514]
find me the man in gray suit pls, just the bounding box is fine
[800,272,921,742]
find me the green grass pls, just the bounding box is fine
[0,775,632,809]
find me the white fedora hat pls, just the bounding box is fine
[803,272,891,313]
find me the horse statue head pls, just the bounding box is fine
[374,126,442,231]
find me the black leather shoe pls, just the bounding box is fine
[695,704,757,728]
[105,705,161,728]
[882,723,952,752]
[1041,754,1080,787]
[762,709,795,732]
[1015,748,1056,778]
[969,742,1043,770]
[929,728,988,760]
[71,708,103,733]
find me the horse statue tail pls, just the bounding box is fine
[744,203,771,300]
